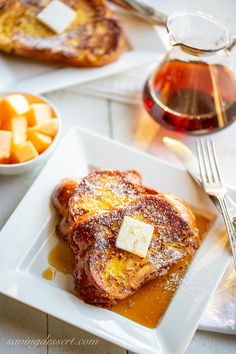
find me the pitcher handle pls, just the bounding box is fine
[227,37,236,51]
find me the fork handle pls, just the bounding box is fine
[218,196,236,270]
[109,0,167,25]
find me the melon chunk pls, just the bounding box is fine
[29,119,58,137]
[27,103,52,126]
[0,157,10,164]
[12,141,38,163]
[0,94,29,123]
[0,130,12,159]
[3,115,27,145]
[28,131,52,153]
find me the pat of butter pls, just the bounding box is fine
[37,0,76,34]
[115,216,154,258]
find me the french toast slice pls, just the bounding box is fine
[72,194,199,306]
[52,170,143,217]
[52,178,80,217]
[0,0,124,67]
[53,170,157,242]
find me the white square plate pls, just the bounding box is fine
[0,12,165,95]
[0,127,233,354]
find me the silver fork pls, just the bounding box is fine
[196,138,236,271]
[109,0,167,26]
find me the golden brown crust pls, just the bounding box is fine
[55,170,158,242]
[0,0,125,67]
[68,169,155,223]
[72,194,199,306]
[52,169,199,307]
[163,193,200,248]
[52,178,79,217]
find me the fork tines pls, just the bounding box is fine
[196,138,236,271]
[196,138,222,185]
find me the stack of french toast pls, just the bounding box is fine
[52,169,199,307]
[0,0,124,66]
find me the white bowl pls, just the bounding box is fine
[0,92,62,175]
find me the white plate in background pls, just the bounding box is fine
[0,127,233,354]
[0,13,165,95]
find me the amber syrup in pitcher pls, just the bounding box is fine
[143,60,236,134]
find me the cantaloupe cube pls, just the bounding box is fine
[28,131,52,154]
[3,115,27,145]
[29,119,58,137]
[0,94,29,123]
[0,157,10,164]
[12,141,38,163]
[27,103,52,127]
[0,130,12,159]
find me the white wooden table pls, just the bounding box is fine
[1,0,236,352]
[0,90,236,354]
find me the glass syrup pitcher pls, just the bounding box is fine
[143,11,236,135]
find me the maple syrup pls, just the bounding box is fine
[41,241,74,280]
[43,213,212,329]
[48,241,74,274]
[143,60,236,134]
[42,267,56,280]
[112,213,212,328]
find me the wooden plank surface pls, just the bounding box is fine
[0,91,235,354]
[48,316,126,354]
[0,93,125,354]
[44,92,126,354]
[0,295,47,354]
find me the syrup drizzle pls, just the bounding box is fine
[42,212,212,328]
[41,241,74,280]
[112,213,212,328]
[42,267,56,280]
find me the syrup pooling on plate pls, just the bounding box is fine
[42,241,74,279]
[112,213,212,328]
[43,210,212,329]
[42,267,56,280]
[48,241,74,274]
